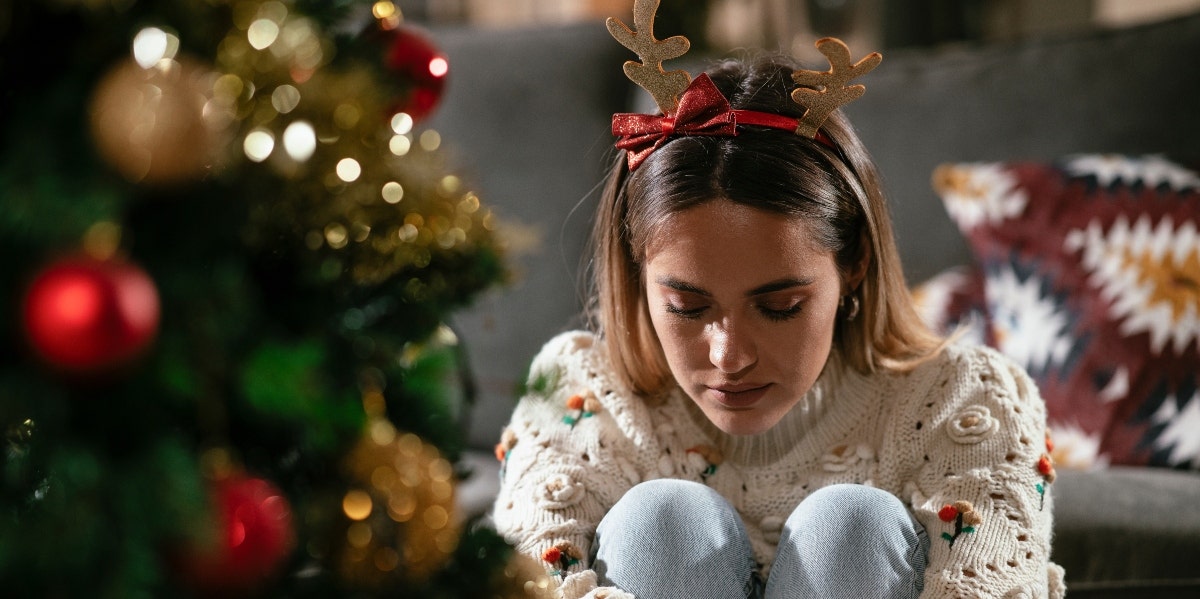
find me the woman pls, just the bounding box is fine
[491,22,1064,599]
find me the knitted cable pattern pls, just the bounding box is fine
[492,331,1065,599]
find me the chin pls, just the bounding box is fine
[705,409,783,437]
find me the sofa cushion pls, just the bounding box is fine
[921,155,1200,470]
[1053,466,1200,593]
[911,265,988,347]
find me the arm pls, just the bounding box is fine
[492,332,641,599]
[905,347,1065,599]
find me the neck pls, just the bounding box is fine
[681,352,862,467]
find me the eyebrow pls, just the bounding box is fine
[654,276,815,297]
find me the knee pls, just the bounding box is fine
[789,484,911,535]
[607,479,730,525]
[595,481,756,596]
[597,479,749,560]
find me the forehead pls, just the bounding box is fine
[648,200,820,254]
[644,200,835,279]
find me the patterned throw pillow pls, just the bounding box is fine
[922,155,1200,470]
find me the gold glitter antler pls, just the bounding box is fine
[791,38,882,138]
[606,0,692,114]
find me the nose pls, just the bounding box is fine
[708,320,757,375]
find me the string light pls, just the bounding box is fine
[243,128,275,162]
[388,135,411,156]
[282,121,316,161]
[418,130,440,151]
[381,182,404,204]
[428,57,448,78]
[390,113,413,135]
[343,490,374,521]
[271,84,301,113]
[132,27,168,68]
[336,158,362,182]
[247,19,281,50]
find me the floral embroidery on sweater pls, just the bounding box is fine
[563,392,602,428]
[1035,429,1057,510]
[494,427,517,480]
[939,500,983,547]
[542,542,582,578]
[495,427,517,462]
[686,444,724,480]
[1036,453,1056,510]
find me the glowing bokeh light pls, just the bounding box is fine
[342,490,374,521]
[325,223,349,249]
[248,19,281,50]
[390,112,413,135]
[423,505,449,530]
[372,1,399,19]
[243,128,275,162]
[428,57,448,78]
[336,158,361,182]
[388,134,411,156]
[419,130,441,151]
[282,121,316,161]
[382,181,404,204]
[271,84,301,113]
[132,27,168,68]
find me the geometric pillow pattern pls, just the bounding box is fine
[922,155,1200,470]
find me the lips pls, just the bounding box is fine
[705,383,771,409]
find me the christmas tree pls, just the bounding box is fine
[0,0,550,596]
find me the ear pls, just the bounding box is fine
[843,232,872,293]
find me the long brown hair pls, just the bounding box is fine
[589,55,946,398]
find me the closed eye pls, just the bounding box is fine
[757,302,802,322]
[664,303,707,319]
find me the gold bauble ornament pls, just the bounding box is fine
[89,57,227,184]
[336,420,461,588]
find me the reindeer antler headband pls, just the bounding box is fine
[609,0,882,170]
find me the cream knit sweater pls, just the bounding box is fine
[493,331,1066,599]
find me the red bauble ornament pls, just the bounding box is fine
[21,255,160,373]
[175,475,295,595]
[384,26,448,122]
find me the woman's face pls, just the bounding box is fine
[643,199,847,436]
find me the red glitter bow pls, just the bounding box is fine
[611,73,824,170]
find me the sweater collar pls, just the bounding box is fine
[680,351,873,467]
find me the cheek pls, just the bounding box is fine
[647,307,700,367]
[763,297,841,368]
[645,291,710,375]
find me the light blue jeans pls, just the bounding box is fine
[592,480,929,598]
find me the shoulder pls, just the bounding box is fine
[896,342,1048,462]
[515,330,654,438]
[876,343,1047,457]
[499,331,655,498]
[523,330,624,405]
[526,330,607,384]
[943,343,1042,411]
[898,342,1042,410]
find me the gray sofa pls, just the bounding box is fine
[426,14,1200,597]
